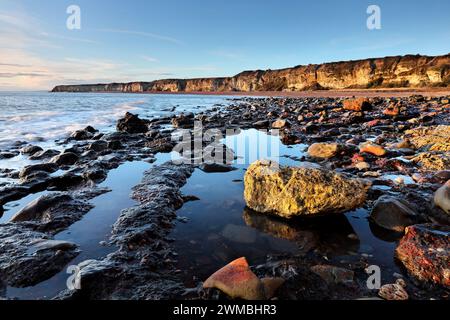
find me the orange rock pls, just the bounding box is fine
[360,142,387,157]
[343,98,371,112]
[203,257,266,300]
[261,277,285,299]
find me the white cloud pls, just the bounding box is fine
[141,55,159,63]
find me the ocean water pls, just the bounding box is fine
[0,92,232,150]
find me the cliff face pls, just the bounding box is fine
[52,54,450,93]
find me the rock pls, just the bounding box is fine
[359,142,387,157]
[199,162,237,173]
[271,119,289,129]
[396,224,450,287]
[107,140,123,150]
[383,104,400,116]
[70,128,94,140]
[88,140,108,152]
[434,181,450,214]
[0,152,17,159]
[307,143,341,159]
[171,113,195,128]
[117,112,148,133]
[29,149,60,160]
[355,162,370,170]
[370,196,421,233]
[412,152,450,171]
[343,98,371,112]
[20,145,43,156]
[0,224,79,287]
[404,125,450,151]
[10,193,92,233]
[253,120,270,129]
[50,152,79,166]
[260,277,285,299]
[244,160,370,218]
[310,265,354,285]
[378,280,409,300]
[203,257,265,300]
[19,163,58,179]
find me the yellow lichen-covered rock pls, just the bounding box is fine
[244,160,370,218]
[411,152,450,171]
[404,125,450,152]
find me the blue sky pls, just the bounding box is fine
[0,0,449,90]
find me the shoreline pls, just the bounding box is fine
[49,88,450,98]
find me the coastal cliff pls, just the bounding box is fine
[52,54,450,93]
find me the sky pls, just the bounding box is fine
[0,0,449,91]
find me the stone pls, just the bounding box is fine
[434,180,450,214]
[343,98,371,112]
[271,119,289,129]
[203,257,266,300]
[50,152,79,166]
[244,160,370,218]
[171,113,195,128]
[253,120,270,129]
[29,149,60,160]
[370,196,420,233]
[411,153,450,171]
[378,280,409,300]
[199,162,237,173]
[404,125,450,152]
[88,140,108,152]
[307,143,341,159]
[383,104,400,116]
[117,112,148,133]
[359,142,387,157]
[0,224,79,287]
[396,224,450,287]
[355,162,370,170]
[310,265,355,285]
[19,163,58,179]
[260,277,285,299]
[20,145,43,156]
[70,128,94,140]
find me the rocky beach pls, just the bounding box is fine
[0,91,449,300]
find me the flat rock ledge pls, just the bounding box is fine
[56,162,194,300]
[244,160,370,219]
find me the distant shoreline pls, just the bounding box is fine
[49,88,450,98]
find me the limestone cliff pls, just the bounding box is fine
[52,54,450,93]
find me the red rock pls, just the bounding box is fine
[203,257,265,300]
[343,98,372,112]
[352,153,365,164]
[396,224,450,287]
[360,142,387,157]
[366,119,381,127]
[383,104,400,116]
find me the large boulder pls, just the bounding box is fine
[396,224,450,287]
[370,196,421,232]
[116,112,148,134]
[343,98,372,112]
[50,152,79,166]
[244,160,370,218]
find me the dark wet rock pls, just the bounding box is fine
[117,112,148,134]
[146,138,174,153]
[396,224,449,287]
[107,140,123,150]
[10,193,92,233]
[199,162,237,173]
[0,185,30,206]
[29,149,60,160]
[56,163,194,300]
[82,168,108,182]
[172,113,195,128]
[50,152,79,166]
[370,196,423,233]
[253,120,270,129]
[0,152,17,159]
[20,145,43,156]
[70,128,94,141]
[0,224,79,287]
[88,140,108,152]
[310,265,355,286]
[19,163,58,179]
